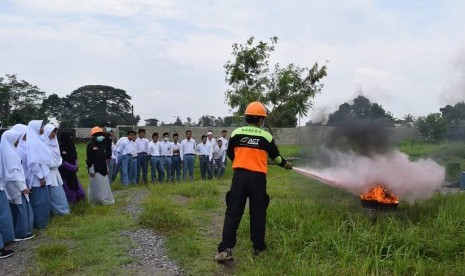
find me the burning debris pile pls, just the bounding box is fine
[296,118,446,205]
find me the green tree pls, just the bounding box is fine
[415,113,448,143]
[326,96,395,126]
[223,116,233,127]
[197,115,215,127]
[440,102,465,127]
[224,36,327,127]
[50,85,139,127]
[145,118,159,126]
[0,74,46,125]
[41,94,77,128]
[184,117,192,126]
[173,117,183,126]
[399,113,415,127]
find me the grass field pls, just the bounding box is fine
[31,141,465,275]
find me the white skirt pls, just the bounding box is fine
[88,173,115,205]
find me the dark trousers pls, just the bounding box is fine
[218,169,270,252]
[199,156,212,180]
[171,155,181,182]
[137,153,148,183]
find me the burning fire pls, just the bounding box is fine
[360,185,399,204]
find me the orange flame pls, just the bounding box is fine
[360,185,399,204]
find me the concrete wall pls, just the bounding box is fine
[73,126,421,145]
[71,126,420,145]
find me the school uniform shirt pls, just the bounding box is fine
[196,142,213,162]
[180,138,196,160]
[135,137,150,154]
[131,141,138,158]
[1,130,28,204]
[172,142,181,156]
[119,138,134,156]
[148,141,161,156]
[42,124,64,187]
[218,137,229,150]
[160,140,173,156]
[26,120,52,188]
[11,124,28,175]
[213,145,226,163]
[111,142,117,161]
[206,137,217,151]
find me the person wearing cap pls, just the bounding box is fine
[217,130,229,167]
[86,127,115,205]
[206,131,216,172]
[215,101,292,262]
[212,139,226,178]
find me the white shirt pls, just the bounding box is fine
[160,140,173,156]
[111,142,117,160]
[172,141,181,156]
[135,137,150,154]
[196,142,213,161]
[218,137,229,150]
[148,141,161,156]
[213,145,226,162]
[180,138,196,160]
[131,141,138,157]
[119,138,134,156]
[206,137,216,150]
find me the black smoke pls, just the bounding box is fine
[326,118,394,156]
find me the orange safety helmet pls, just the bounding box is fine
[244,101,267,117]
[90,126,104,136]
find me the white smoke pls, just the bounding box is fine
[301,149,445,203]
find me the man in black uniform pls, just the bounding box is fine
[215,101,292,262]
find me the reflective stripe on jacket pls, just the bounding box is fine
[228,125,286,174]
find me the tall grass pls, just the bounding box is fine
[30,142,465,275]
[138,143,465,275]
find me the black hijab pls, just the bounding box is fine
[58,131,79,190]
[58,131,77,162]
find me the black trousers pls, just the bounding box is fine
[218,169,270,252]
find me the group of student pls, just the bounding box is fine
[109,128,229,185]
[0,120,87,259]
[0,124,230,259]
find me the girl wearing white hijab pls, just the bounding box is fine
[1,130,34,241]
[26,120,52,229]
[42,124,70,215]
[11,124,28,175]
[0,132,15,258]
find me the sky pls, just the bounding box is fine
[1,0,465,125]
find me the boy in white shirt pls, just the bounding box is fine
[171,133,182,182]
[159,132,173,182]
[212,140,226,178]
[120,130,136,186]
[148,132,163,183]
[196,135,213,180]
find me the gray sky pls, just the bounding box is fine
[1,0,464,125]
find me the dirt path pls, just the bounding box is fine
[2,188,182,276]
[1,230,49,276]
[116,188,183,276]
